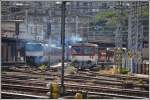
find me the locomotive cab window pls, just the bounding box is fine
[25,43,43,51]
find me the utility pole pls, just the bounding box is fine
[47,23,51,68]
[60,1,66,95]
[76,16,78,41]
[15,22,19,67]
[25,10,28,34]
[25,10,28,64]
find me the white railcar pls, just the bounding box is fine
[71,43,98,69]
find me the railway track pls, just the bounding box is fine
[65,84,149,97]
[2,69,59,77]
[2,78,48,87]
[2,67,149,99]
[2,69,148,84]
[2,84,49,93]
[3,66,149,83]
[66,90,145,99]
[2,77,149,98]
[3,66,149,84]
[2,83,147,99]
[2,70,148,90]
[3,73,148,90]
[1,92,49,99]
[78,71,149,82]
[2,74,56,81]
[65,74,123,82]
[65,75,149,90]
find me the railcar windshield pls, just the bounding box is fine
[25,43,43,51]
[83,47,94,55]
[72,46,82,55]
[72,46,95,55]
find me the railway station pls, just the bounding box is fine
[1,1,149,99]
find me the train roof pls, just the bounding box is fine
[71,43,98,47]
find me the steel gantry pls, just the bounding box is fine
[115,1,124,48]
[127,1,148,73]
[114,1,127,70]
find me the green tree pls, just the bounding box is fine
[95,9,128,26]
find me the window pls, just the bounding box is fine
[25,43,43,51]
[72,46,82,55]
[72,46,95,55]
[102,3,107,8]
[83,47,94,55]
[83,2,87,6]
[79,2,83,6]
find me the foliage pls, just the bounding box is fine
[119,67,129,74]
[95,9,128,26]
[140,6,149,17]
[90,5,148,38]
[95,6,148,27]
[96,10,116,21]
[106,16,117,26]
[95,10,117,26]
[39,64,47,72]
[39,64,47,80]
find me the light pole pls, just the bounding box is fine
[60,1,66,95]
